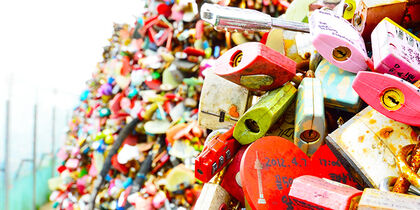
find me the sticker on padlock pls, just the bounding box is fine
[294,73,326,156]
[371,17,420,83]
[233,82,297,145]
[214,42,296,91]
[326,106,419,189]
[195,126,240,183]
[288,175,362,210]
[352,71,420,127]
[198,69,252,130]
[240,136,309,210]
[315,59,361,113]
[309,9,368,73]
[358,188,420,210]
[352,0,408,40]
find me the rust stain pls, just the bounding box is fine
[358,135,364,143]
[379,127,394,139]
[389,144,397,153]
[411,130,419,142]
[366,130,369,133]
[369,119,376,124]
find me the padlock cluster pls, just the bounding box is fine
[49,0,420,210]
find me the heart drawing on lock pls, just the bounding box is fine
[240,136,359,210]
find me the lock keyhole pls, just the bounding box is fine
[332,46,351,61]
[381,88,404,111]
[230,50,243,67]
[245,119,260,133]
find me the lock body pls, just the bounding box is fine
[358,188,420,210]
[214,42,296,91]
[326,106,418,189]
[315,59,361,113]
[352,0,407,40]
[352,71,420,127]
[309,9,368,73]
[198,69,252,130]
[195,127,240,183]
[289,175,362,210]
[266,102,296,142]
[371,17,420,83]
[294,77,326,156]
[233,82,297,145]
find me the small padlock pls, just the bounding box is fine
[358,188,420,210]
[352,71,420,127]
[294,71,326,156]
[288,175,362,210]
[198,69,252,130]
[214,42,296,91]
[195,126,240,183]
[233,82,297,145]
[315,59,361,113]
[326,106,419,189]
[352,0,407,40]
[371,17,420,83]
[309,8,368,73]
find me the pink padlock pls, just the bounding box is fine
[309,9,368,73]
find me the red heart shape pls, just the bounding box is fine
[240,137,359,209]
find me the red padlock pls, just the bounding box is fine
[214,42,296,91]
[195,126,240,183]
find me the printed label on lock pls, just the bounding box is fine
[352,71,420,127]
[294,77,326,156]
[289,175,362,210]
[371,17,420,83]
[326,106,419,189]
[352,0,407,40]
[214,42,296,91]
[309,9,368,73]
[198,69,251,130]
[358,188,420,210]
[315,59,361,113]
[233,82,297,145]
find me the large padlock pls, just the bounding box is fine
[309,8,368,73]
[352,71,420,127]
[294,71,326,156]
[214,42,296,91]
[315,59,361,113]
[351,0,408,40]
[358,188,420,210]
[198,69,252,130]
[288,175,362,210]
[371,17,420,83]
[195,126,240,183]
[326,106,419,189]
[233,82,297,145]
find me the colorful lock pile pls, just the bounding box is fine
[50,0,420,209]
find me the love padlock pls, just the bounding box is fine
[352,71,420,127]
[358,188,420,210]
[371,17,420,83]
[214,42,296,91]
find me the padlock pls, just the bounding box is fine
[294,71,326,156]
[288,175,362,210]
[195,126,240,183]
[194,170,232,210]
[358,188,420,210]
[309,8,368,73]
[233,82,297,145]
[392,139,420,194]
[315,59,361,113]
[198,69,252,130]
[352,71,420,127]
[326,106,419,189]
[371,17,420,83]
[240,136,309,209]
[214,42,296,91]
[352,0,407,40]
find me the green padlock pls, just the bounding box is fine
[233,82,297,145]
